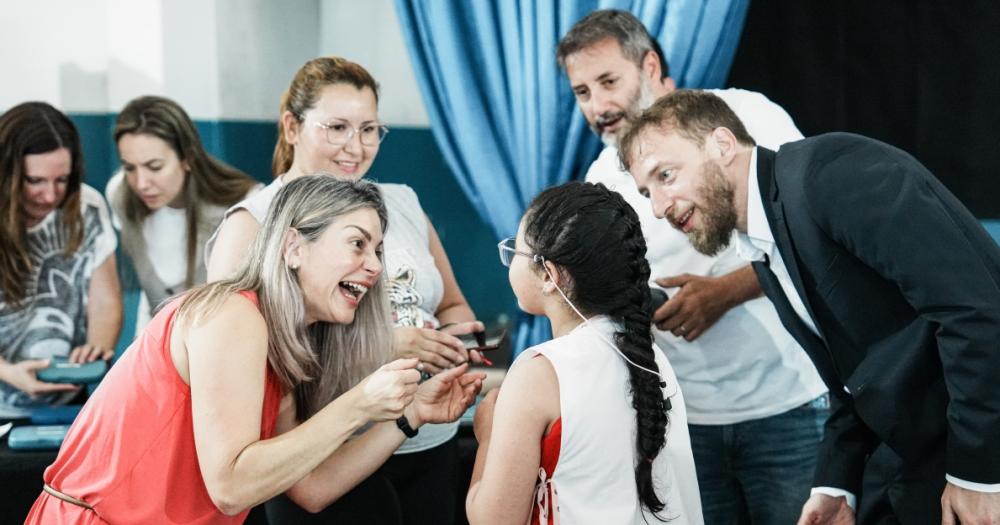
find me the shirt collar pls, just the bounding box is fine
[745,148,773,244]
[735,148,774,262]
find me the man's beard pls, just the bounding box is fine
[594,75,657,147]
[686,161,737,256]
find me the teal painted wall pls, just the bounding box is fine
[69,114,517,353]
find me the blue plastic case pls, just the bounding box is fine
[7,425,70,450]
[30,405,83,425]
[36,358,107,384]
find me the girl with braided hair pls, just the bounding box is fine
[467,181,703,524]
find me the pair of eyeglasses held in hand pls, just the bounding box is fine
[457,329,507,352]
[419,326,506,377]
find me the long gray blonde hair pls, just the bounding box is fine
[177,175,394,420]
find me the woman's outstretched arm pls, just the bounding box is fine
[181,293,421,515]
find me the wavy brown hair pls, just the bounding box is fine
[113,95,259,288]
[272,56,379,176]
[0,102,84,305]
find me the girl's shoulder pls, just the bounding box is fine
[500,344,560,418]
[527,318,614,355]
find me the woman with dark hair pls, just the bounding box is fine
[0,102,121,419]
[107,95,260,320]
[25,175,484,524]
[467,181,703,524]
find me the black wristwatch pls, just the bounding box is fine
[396,415,419,438]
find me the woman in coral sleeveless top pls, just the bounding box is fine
[25,175,484,524]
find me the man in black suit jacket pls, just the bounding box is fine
[617,89,1000,524]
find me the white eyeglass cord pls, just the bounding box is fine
[543,265,664,380]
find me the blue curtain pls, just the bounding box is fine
[395,0,750,356]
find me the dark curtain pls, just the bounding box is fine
[727,0,1000,218]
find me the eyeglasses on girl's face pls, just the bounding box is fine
[497,236,542,267]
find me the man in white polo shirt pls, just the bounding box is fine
[557,10,828,524]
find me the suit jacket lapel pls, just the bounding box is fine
[755,148,845,392]
[756,149,827,338]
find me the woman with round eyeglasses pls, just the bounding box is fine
[206,56,486,524]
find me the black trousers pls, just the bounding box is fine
[857,444,946,525]
[265,435,460,525]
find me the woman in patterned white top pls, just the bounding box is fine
[0,102,122,419]
[206,56,485,524]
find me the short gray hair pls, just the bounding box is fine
[556,9,669,78]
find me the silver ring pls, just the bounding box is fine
[678,325,687,334]
[416,362,425,372]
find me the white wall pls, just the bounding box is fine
[0,0,426,125]
[215,0,321,120]
[321,0,430,126]
[1,0,113,113]
[106,0,165,113]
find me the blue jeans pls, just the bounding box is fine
[688,394,829,525]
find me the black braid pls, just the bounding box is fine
[614,208,669,518]
[523,181,670,518]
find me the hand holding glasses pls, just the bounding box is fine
[315,119,389,147]
[456,329,507,353]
